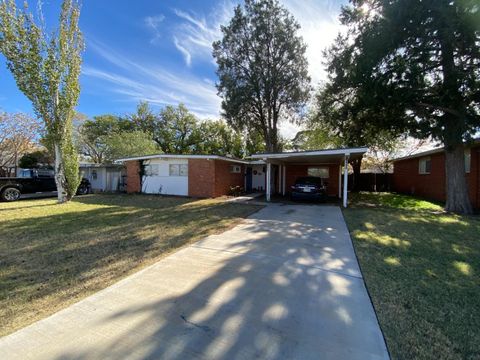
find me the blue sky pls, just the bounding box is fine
[0,0,346,138]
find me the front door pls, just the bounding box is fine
[246,167,253,192]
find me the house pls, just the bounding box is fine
[118,155,248,198]
[79,163,126,192]
[392,140,480,208]
[117,147,368,207]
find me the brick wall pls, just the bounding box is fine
[285,164,340,197]
[213,160,244,197]
[393,144,480,208]
[125,160,141,193]
[188,159,216,197]
[393,153,446,202]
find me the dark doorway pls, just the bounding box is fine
[246,167,253,192]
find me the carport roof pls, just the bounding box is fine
[250,147,368,164]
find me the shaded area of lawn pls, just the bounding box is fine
[344,192,480,360]
[0,194,261,337]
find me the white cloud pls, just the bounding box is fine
[144,14,165,44]
[282,0,345,84]
[173,36,192,66]
[83,41,221,118]
[172,2,233,65]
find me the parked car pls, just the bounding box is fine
[290,176,327,201]
[0,168,91,202]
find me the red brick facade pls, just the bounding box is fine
[125,160,141,193]
[284,164,340,197]
[188,159,216,197]
[213,160,244,197]
[188,159,245,198]
[393,145,480,208]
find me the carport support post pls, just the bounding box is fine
[343,154,349,208]
[266,162,271,202]
[338,165,342,199]
[282,165,286,196]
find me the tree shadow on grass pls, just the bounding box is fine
[0,195,259,335]
[5,205,389,360]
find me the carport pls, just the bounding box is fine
[250,147,368,207]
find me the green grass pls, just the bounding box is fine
[0,194,261,337]
[344,192,480,360]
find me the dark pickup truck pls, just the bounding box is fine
[0,169,91,202]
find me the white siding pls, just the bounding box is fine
[81,167,107,191]
[142,158,189,196]
[80,167,124,192]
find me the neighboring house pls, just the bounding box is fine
[117,147,368,207]
[392,140,480,208]
[79,163,125,192]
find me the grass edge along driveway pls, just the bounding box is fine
[0,194,261,337]
[343,192,480,360]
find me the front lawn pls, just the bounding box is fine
[0,194,261,337]
[344,192,480,360]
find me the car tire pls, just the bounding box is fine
[76,185,89,195]
[1,187,21,202]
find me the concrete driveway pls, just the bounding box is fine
[0,204,389,360]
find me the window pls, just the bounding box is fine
[145,164,159,176]
[169,164,188,176]
[230,165,241,173]
[418,157,431,174]
[465,149,471,173]
[308,167,329,179]
[92,169,98,180]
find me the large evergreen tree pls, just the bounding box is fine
[330,0,480,213]
[213,0,311,153]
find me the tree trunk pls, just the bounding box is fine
[444,144,472,214]
[53,142,68,203]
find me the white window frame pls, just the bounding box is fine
[145,164,159,176]
[169,164,188,177]
[230,165,241,173]
[308,166,330,179]
[418,157,431,175]
[465,149,471,173]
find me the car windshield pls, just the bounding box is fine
[295,177,323,186]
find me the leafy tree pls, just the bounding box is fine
[290,124,343,152]
[242,130,267,155]
[156,104,201,154]
[18,149,53,169]
[197,120,244,157]
[102,131,158,161]
[0,112,42,176]
[128,101,157,137]
[127,102,262,158]
[311,82,399,189]
[213,0,311,152]
[331,0,480,213]
[128,102,201,154]
[78,114,132,163]
[0,0,84,202]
